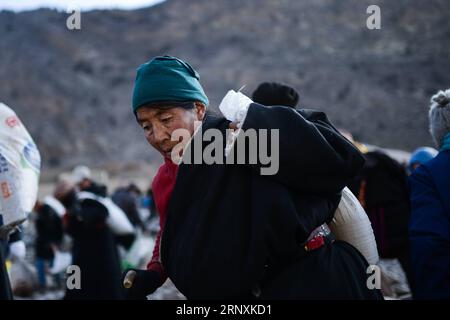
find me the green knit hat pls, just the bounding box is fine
[132,55,209,112]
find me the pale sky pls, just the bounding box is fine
[0,0,165,12]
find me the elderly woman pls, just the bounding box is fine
[409,89,450,299]
[122,55,382,300]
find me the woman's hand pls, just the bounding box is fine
[121,269,162,300]
[229,121,240,130]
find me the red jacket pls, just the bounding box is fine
[146,159,178,283]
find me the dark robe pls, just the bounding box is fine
[348,151,414,290]
[35,204,64,260]
[64,198,123,300]
[161,103,383,299]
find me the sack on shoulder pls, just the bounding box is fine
[330,187,379,265]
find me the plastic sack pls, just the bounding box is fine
[78,191,135,235]
[0,103,41,235]
[329,187,379,265]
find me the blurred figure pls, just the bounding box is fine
[408,147,438,174]
[72,166,136,250]
[348,150,414,293]
[71,165,107,197]
[34,196,64,290]
[409,89,450,299]
[56,179,124,300]
[144,188,158,222]
[252,82,299,108]
[112,184,145,231]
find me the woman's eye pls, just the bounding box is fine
[161,117,172,123]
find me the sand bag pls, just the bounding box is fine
[330,187,379,265]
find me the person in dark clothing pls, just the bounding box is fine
[348,150,414,292]
[72,167,136,250]
[112,185,145,230]
[252,82,300,108]
[71,165,108,197]
[122,56,383,300]
[143,188,157,222]
[56,181,124,300]
[82,182,108,198]
[34,201,64,289]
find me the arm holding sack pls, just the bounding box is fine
[219,91,364,195]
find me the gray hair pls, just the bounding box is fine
[429,89,450,148]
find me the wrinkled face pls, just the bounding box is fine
[136,103,205,159]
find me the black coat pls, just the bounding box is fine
[161,103,382,299]
[64,198,123,300]
[35,204,64,260]
[112,189,144,229]
[348,151,411,258]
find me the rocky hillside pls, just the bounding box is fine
[0,0,449,171]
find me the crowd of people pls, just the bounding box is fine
[2,165,158,299]
[1,55,449,300]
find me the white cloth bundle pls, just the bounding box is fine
[219,89,253,124]
[330,187,379,265]
[77,191,135,236]
[219,90,253,156]
[43,195,66,218]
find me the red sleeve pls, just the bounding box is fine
[146,228,167,283]
[145,159,178,284]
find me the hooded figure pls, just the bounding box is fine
[58,180,124,300]
[122,55,383,300]
[409,89,450,299]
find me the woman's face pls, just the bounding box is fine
[136,102,205,159]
